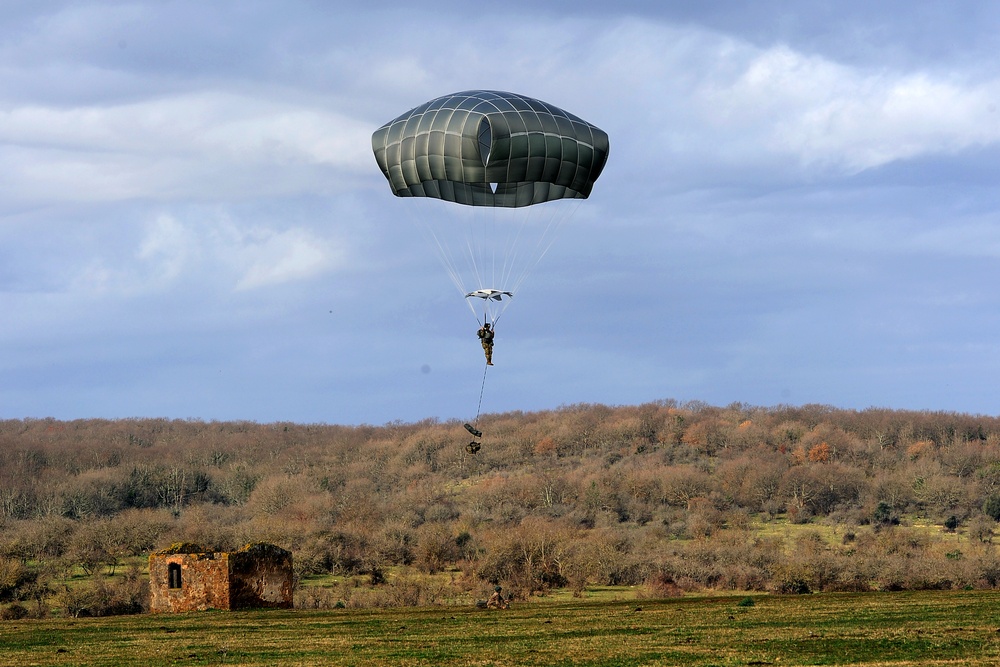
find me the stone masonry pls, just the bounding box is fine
[149,542,293,613]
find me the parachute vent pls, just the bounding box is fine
[478,117,492,166]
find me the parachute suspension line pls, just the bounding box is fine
[417,193,586,327]
[478,197,585,327]
[423,220,466,295]
[505,208,539,292]
[509,198,583,297]
[418,212,481,321]
[450,199,564,329]
[472,203,501,299]
[495,204,526,294]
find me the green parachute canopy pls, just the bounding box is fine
[372,90,610,207]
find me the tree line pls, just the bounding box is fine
[3,401,1000,616]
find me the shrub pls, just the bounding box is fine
[1,602,28,620]
[0,558,35,602]
[983,495,1000,522]
[969,515,995,543]
[773,575,811,595]
[638,571,683,599]
[873,501,898,527]
[54,566,148,618]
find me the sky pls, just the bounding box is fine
[2,1,1000,425]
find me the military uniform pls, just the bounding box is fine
[477,324,495,365]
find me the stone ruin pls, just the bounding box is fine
[148,542,293,613]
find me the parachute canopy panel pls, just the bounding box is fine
[466,289,513,302]
[372,90,610,208]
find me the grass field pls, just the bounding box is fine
[4,590,1000,666]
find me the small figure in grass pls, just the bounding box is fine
[486,585,509,609]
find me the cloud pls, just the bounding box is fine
[232,225,344,290]
[712,46,1000,171]
[0,92,373,206]
[60,213,201,297]
[136,213,196,282]
[56,211,349,300]
[575,19,1000,187]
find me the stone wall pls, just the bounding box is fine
[228,543,294,610]
[149,542,293,613]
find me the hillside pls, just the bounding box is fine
[3,401,1000,616]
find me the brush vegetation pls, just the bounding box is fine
[3,401,1000,618]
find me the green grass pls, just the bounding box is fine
[4,590,1000,666]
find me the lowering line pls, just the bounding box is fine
[465,363,489,455]
[474,362,489,429]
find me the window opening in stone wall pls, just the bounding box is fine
[168,563,182,589]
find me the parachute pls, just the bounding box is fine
[372,91,609,447]
[372,90,609,207]
[372,90,610,325]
